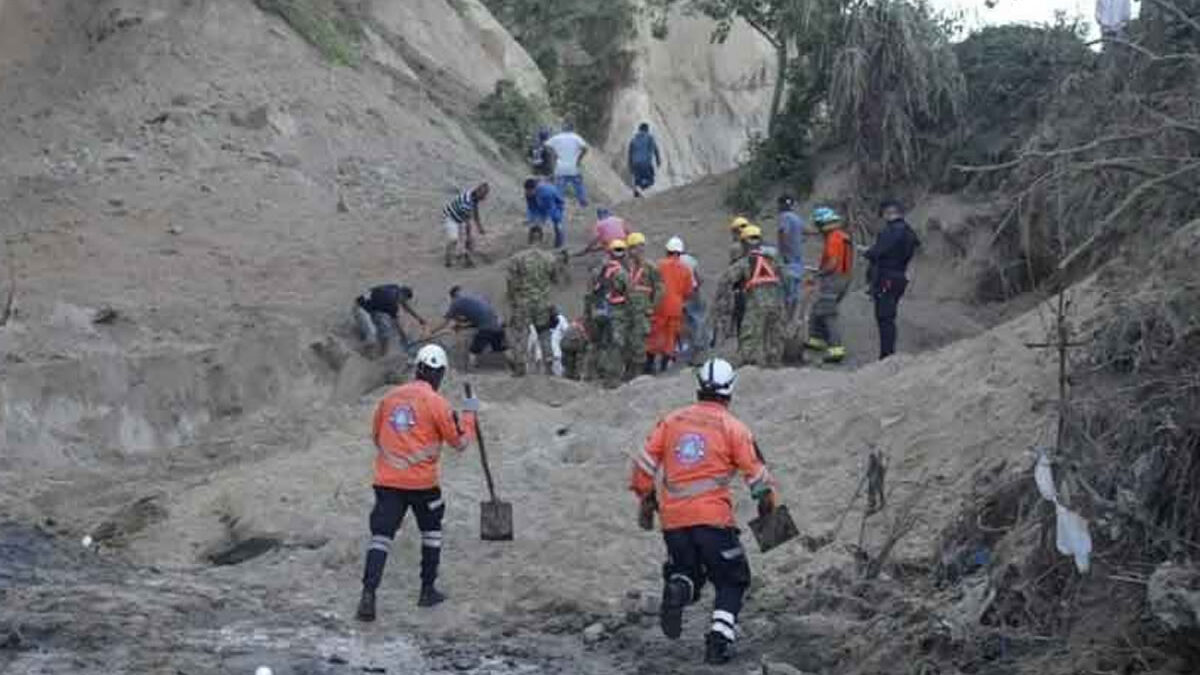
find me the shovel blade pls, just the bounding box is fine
[480,499,513,541]
[749,505,799,553]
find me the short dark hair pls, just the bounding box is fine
[879,198,905,215]
[448,285,461,298]
[777,195,795,210]
[524,178,538,191]
[638,122,650,132]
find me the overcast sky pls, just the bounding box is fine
[934,0,1142,35]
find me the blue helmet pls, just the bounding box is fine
[812,207,841,224]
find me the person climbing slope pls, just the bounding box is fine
[625,232,663,377]
[722,225,785,367]
[587,238,631,387]
[356,345,479,619]
[628,122,662,198]
[630,358,778,665]
[353,283,426,357]
[523,177,565,248]
[442,183,489,268]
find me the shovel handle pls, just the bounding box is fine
[464,383,500,502]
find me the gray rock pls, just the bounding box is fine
[582,622,606,644]
[230,105,269,130]
[760,659,812,675]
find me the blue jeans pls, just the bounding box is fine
[529,216,565,248]
[783,262,805,315]
[555,174,588,206]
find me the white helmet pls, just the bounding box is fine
[696,358,737,398]
[415,344,448,370]
[666,236,685,254]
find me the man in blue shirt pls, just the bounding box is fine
[862,199,921,359]
[426,286,515,372]
[524,177,566,249]
[628,122,662,198]
[776,195,807,319]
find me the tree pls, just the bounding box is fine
[648,0,835,134]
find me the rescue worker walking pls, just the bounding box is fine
[725,225,785,367]
[587,239,632,387]
[357,345,479,619]
[776,196,807,321]
[625,232,662,377]
[524,178,566,248]
[806,208,854,363]
[630,358,778,665]
[646,236,696,373]
[862,200,920,360]
[505,247,565,376]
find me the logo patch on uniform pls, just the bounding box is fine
[389,405,416,433]
[674,433,707,466]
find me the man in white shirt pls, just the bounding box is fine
[544,123,590,207]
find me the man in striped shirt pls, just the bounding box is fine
[443,183,490,268]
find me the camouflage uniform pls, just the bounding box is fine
[559,320,590,380]
[586,259,631,387]
[726,248,785,367]
[506,249,560,375]
[625,260,663,376]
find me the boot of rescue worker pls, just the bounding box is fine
[825,345,847,364]
[356,588,377,622]
[704,629,735,664]
[643,353,656,375]
[418,583,446,608]
[659,573,693,640]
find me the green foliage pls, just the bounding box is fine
[476,80,551,155]
[253,0,364,67]
[830,0,965,185]
[726,104,815,215]
[482,0,637,142]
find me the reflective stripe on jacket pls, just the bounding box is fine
[372,380,475,490]
[601,260,628,305]
[629,401,770,530]
[744,253,781,289]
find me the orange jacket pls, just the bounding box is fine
[372,380,476,490]
[821,229,853,277]
[655,256,695,318]
[630,401,771,530]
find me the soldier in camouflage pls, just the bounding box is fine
[722,225,785,367]
[506,247,566,376]
[623,232,663,376]
[559,317,591,380]
[586,239,631,387]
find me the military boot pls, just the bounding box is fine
[704,630,735,664]
[417,584,446,608]
[356,589,376,622]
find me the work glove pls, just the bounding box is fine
[637,493,657,531]
[462,396,481,413]
[752,484,777,518]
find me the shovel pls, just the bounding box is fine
[747,442,799,553]
[464,384,513,541]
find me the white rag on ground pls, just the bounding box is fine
[1035,449,1093,573]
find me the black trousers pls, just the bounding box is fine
[662,526,751,626]
[873,277,908,359]
[362,486,445,591]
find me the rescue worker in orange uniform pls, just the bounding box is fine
[645,236,696,374]
[357,344,479,620]
[805,207,854,363]
[630,358,778,665]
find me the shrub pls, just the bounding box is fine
[476,79,551,155]
[253,0,364,67]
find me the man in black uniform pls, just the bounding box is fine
[862,200,921,359]
[354,284,427,357]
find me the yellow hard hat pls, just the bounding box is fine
[740,224,763,241]
[608,238,628,252]
[626,232,646,247]
[730,216,751,231]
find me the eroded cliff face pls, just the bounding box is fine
[602,8,777,189]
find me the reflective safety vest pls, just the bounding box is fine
[600,260,628,305]
[631,264,653,295]
[372,380,475,490]
[744,253,780,289]
[629,401,771,530]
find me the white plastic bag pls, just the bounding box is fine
[1034,449,1093,573]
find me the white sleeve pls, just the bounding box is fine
[550,315,568,361]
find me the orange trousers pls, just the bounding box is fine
[647,311,683,356]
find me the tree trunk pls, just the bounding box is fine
[768,37,788,135]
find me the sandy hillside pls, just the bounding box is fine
[0,2,1088,675]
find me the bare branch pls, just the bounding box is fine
[1141,0,1200,36]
